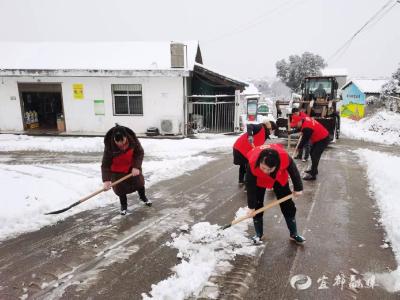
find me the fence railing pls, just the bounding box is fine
[187,96,235,134]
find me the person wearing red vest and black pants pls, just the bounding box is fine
[246,144,305,244]
[233,119,277,185]
[290,108,310,162]
[101,125,151,215]
[294,116,329,181]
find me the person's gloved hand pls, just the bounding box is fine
[248,136,254,144]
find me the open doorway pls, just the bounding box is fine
[18,83,65,132]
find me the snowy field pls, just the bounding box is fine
[341,110,400,145]
[356,149,400,292]
[346,110,400,292]
[0,134,237,241]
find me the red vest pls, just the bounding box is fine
[299,111,308,118]
[247,144,289,189]
[111,148,134,173]
[233,126,266,157]
[301,117,329,143]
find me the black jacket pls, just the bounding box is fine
[246,123,270,141]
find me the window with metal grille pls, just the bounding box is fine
[112,84,143,115]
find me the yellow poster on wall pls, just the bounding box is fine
[73,84,84,100]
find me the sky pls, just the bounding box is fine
[0,0,399,80]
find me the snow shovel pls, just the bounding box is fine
[45,173,133,215]
[292,135,302,157]
[222,193,293,230]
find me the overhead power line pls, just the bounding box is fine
[328,0,399,63]
[205,0,306,44]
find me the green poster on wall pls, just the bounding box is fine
[94,100,105,115]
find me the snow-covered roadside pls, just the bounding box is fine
[142,208,258,300]
[341,110,400,145]
[0,134,237,241]
[355,149,400,292]
[0,133,237,155]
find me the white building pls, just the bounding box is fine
[0,41,247,135]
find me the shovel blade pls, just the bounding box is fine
[222,223,232,230]
[44,200,80,215]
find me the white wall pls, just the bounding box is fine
[0,78,24,130]
[0,75,185,134]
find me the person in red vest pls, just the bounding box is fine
[233,119,277,185]
[292,116,330,181]
[290,108,310,162]
[101,125,151,215]
[246,144,305,244]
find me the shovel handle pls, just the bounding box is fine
[292,135,302,157]
[45,173,135,215]
[78,173,134,204]
[230,194,294,227]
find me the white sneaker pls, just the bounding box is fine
[251,235,263,244]
[120,209,127,215]
[142,198,152,207]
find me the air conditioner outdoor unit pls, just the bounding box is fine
[160,119,179,135]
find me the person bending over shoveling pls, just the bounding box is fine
[292,116,329,181]
[233,118,277,186]
[246,144,305,245]
[101,125,152,215]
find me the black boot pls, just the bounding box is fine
[138,187,152,207]
[252,217,264,244]
[119,195,128,215]
[285,217,305,245]
[303,174,316,181]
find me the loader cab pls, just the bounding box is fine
[300,76,341,141]
[302,76,338,101]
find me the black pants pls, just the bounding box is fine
[239,164,247,183]
[233,149,248,183]
[119,186,146,210]
[310,137,329,176]
[252,182,297,237]
[297,142,311,160]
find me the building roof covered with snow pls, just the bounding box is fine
[342,79,389,94]
[241,82,260,96]
[321,68,348,77]
[0,41,201,71]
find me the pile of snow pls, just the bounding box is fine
[355,149,400,292]
[0,134,237,241]
[142,208,258,300]
[0,134,104,152]
[0,134,236,154]
[341,110,400,145]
